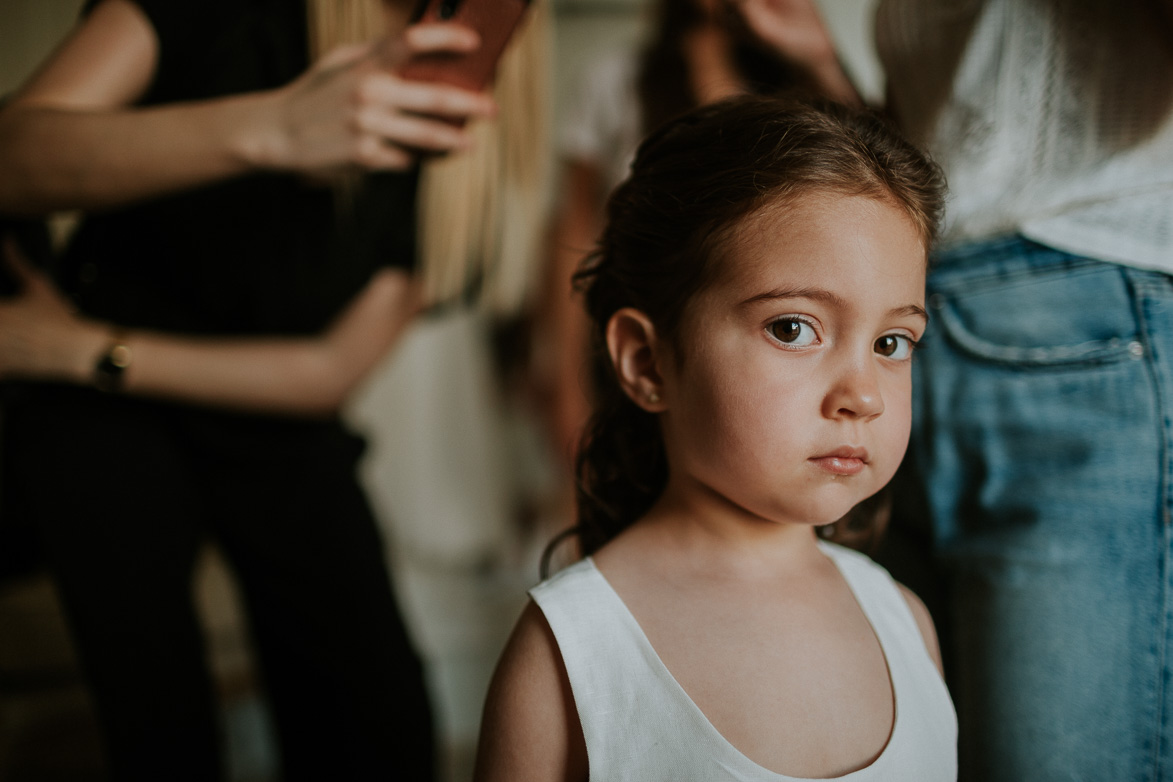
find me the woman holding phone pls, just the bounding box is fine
[0,0,548,779]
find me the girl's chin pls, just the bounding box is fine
[817,499,889,536]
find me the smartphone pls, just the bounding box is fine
[398,0,532,93]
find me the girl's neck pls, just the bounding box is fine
[626,486,827,580]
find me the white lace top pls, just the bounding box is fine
[875,0,1173,273]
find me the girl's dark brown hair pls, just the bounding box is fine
[546,96,944,568]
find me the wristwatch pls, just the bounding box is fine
[93,333,132,392]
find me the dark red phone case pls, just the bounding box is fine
[398,0,532,92]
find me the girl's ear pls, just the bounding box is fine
[606,307,667,412]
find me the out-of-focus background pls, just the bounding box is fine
[0,1,880,779]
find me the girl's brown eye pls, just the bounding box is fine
[875,334,915,359]
[771,320,801,342]
[768,318,816,346]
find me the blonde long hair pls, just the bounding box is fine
[306,0,552,313]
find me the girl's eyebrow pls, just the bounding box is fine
[739,287,929,323]
[891,303,930,322]
[739,285,849,309]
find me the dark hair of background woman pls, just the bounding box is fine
[636,0,821,136]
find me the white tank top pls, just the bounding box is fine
[529,541,957,781]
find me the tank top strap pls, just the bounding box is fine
[816,542,927,662]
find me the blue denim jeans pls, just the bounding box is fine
[911,236,1173,780]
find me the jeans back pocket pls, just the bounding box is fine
[929,256,1142,368]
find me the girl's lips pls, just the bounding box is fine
[809,448,869,476]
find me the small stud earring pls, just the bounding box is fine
[648,391,661,404]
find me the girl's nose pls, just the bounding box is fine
[822,360,884,421]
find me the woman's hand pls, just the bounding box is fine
[258,22,498,174]
[0,3,499,212]
[0,238,107,382]
[0,239,421,413]
[727,0,861,106]
[731,0,838,65]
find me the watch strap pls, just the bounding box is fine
[93,333,132,392]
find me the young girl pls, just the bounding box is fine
[473,96,955,781]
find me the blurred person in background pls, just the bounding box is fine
[0,0,549,779]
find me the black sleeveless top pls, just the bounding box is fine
[64,0,418,336]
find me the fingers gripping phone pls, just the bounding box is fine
[398,0,532,93]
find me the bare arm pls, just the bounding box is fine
[473,601,588,782]
[733,0,863,107]
[0,0,496,214]
[0,240,416,416]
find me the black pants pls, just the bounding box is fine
[2,386,434,781]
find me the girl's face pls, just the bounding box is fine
[655,192,927,529]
